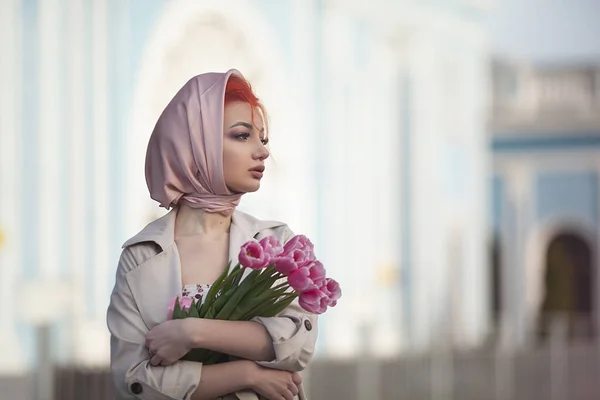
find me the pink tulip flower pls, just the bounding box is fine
[299,289,329,314]
[320,278,342,307]
[259,236,284,259]
[239,240,270,269]
[282,235,316,261]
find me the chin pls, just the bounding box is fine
[245,183,261,193]
[229,182,261,194]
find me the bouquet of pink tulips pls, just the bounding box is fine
[168,234,341,364]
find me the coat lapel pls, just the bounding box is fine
[126,246,182,328]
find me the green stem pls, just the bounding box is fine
[271,281,289,291]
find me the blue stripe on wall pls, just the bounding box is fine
[400,72,412,342]
[492,134,600,152]
[20,0,39,368]
[536,171,599,227]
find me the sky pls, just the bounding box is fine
[484,0,600,64]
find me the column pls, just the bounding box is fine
[0,0,26,373]
[74,0,111,366]
[501,164,532,348]
[368,39,404,355]
[67,0,87,363]
[38,0,61,282]
[91,0,110,321]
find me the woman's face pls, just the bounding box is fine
[222,101,269,194]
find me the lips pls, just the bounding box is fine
[249,165,265,173]
[249,165,265,179]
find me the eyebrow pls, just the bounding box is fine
[229,121,265,133]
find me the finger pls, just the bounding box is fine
[150,355,162,366]
[291,372,302,385]
[161,357,175,366]
[288,382,299,396]
[283,389,294,400]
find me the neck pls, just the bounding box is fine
[174,204,232,237]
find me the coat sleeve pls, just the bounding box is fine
[106,248,203,400]
[251,227,319,372]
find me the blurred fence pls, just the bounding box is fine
[308,342,600,400]
[3,341,599,400]
[53,367,113,400]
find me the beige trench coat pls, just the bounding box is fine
[106,208,318,400]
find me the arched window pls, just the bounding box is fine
[536,231,595,342]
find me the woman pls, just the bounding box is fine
[107,69,318,400]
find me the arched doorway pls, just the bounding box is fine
[536,231,595,342]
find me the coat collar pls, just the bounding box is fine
[122,207,286,257]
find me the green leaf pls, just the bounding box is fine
[231,266,246,287]
[188,301,200,318]
[218,266,243,295]
[200,261,233,316]
[203,286,236,318]
[243,274,279,300]
[203,351,229,365]
[172,298,184,319]
[204,307,215,319]
[254,293,298,318]
[228,296,269,320]
[223,264,243,287]
[262,287,290,301]
[232,281,285,319]
[214,270,261,320]
[238,298,280,320]
[258,264,275,278]
[181,348,210,362]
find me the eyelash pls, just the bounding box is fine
[235,133,269,145]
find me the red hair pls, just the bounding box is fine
[224,74,268,135]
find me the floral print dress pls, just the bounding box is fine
[181,283,211,304]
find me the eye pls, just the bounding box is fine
[234,133,250,140]
[261,138,269,145]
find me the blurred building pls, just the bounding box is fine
[0,0,492,374]
[489,60,600,346]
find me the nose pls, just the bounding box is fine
[253,141,269,161]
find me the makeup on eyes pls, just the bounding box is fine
[229,130,268,145]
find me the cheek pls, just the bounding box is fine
[222,146,242,176]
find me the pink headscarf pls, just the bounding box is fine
[145,69,243,216]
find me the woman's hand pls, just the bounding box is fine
[145,319,196,366]
[247,364,303,400]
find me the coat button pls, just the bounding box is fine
[130,382,143,395]
[304,319,312,331]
